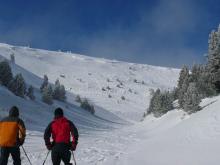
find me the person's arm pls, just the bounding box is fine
[44,122,52,150]
[69,120,79,150]
[18,119,26,146]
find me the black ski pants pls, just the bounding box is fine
[51,143,72,165]
[0,147,21,165]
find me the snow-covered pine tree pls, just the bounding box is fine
[194,65,216,97]
[207,25,220,92]
[183,82,201,113]
[10,53,15,64]
[148,89,174,117]
[42,85,53,105]
[190,64,202,83]
[177,66,190,108]
[40,75,49,92]
[0,61,13,87]
[53,79,66,101]
[9,73,26,98]
[27,85,35,100]
[148,89,160,115]
[59,85,66,101]
[53,79,61,100]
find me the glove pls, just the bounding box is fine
[46,143,53,150]
[18,139,25,146]
[70,141,77,151]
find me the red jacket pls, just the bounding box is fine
[44,117,78,147]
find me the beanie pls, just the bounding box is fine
[9,106,19,117]
[54,108,63,117]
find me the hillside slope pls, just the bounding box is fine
[0,43,179,121]
[109,96,220,165]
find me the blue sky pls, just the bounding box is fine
[0,0,219,67]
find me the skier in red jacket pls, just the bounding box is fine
[44,108,78,165]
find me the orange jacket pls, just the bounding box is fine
[0,116,26,147]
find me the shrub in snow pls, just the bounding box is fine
[40,75,49,93]
[75,95,82,103]
[26,85,35,100]
[121,96,125,100]
[108,94,112,98]
[8,73,26,98]
[10,53,15,64]
[0,61,13,87]
[80,99,95,114]
[53,79,66,101]
[59,85,66,101]
[128,88,132,93]
[42,85,53,105]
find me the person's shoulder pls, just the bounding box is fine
[0,116,9,122]
[1,116,18,122]
[67,119,76,126]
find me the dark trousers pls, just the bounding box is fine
[0,147,21,165]
[51,143,72,165]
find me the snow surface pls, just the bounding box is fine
[0,43,179,121]
[1,43,220,165]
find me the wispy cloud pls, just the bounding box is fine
[78,0,206,67]
[0,0,209,68]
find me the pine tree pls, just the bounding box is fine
[207,25,220,92]
[0,61,13,87]
[177,66,190,108]
[183,82,201,113]
[59,85,66,101]
[53,79,61,100]
[53,79,66,101]
[177,66,189,92]
[148,89,160,115]
[40,75,48,92]
[10,53,15,64]
[9,73,26,98]
[148,89,174,117]
[42,85,53,105]
[27,85,35,100]
[195,66,216,97]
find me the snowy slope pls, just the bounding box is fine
[107,96,220,165]
[0,43,179,121]
[1,43,220,165]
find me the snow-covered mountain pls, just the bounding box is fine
[3,43,220,165]
[0,43,179,121]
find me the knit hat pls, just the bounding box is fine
[9,106,19,117]
[54,107,63,117]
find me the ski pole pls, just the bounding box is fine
[71,151,77,165]
[21,146,33,165]
[42,150,50,165]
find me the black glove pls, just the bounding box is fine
[18,139,25,146]
[70,141,78,151]
[46,143,53,150]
